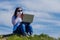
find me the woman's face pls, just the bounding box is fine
[17,8,23,16]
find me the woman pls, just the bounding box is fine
[12,7,33,36]
[12,7,26,36]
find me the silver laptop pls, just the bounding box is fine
[22,14,34,23]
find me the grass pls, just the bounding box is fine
[0,33,59,40]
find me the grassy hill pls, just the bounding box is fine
[0,34,59,40]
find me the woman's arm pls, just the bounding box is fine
[12,16,16,25]
[12,16,18,25]
[12,16,22,25]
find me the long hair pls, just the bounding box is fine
[13,7,23,18]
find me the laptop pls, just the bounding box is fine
[22,14,34,23]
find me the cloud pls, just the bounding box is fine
[20,0,60,13]
[0,1,13,11]
[0,11,13,27]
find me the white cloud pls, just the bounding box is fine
[32,24,46,29]
[20,0,60,13]
[0,2,13,11]
[40,19,60,26]
[0,11,13,27]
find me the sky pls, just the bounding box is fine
[0,0,60,38]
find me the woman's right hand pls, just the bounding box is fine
[17,12,21,17]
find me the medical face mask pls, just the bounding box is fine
[20,12,23,14]
[17,12,22,16]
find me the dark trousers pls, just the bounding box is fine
[13,22,33,36]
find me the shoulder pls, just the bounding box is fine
[12,16,16,18]
[12,16,16,20]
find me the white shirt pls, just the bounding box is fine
[15,17,22,25]
[12,16,22,31]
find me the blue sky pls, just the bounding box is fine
[0,0,60,38]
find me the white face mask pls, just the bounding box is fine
[17,12,22,14]
[17,12,22,16]
[20,12,23,14]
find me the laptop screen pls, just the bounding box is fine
[22,14,34,23]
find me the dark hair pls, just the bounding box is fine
[13,7,23,18]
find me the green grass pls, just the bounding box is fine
[0,34,58,40]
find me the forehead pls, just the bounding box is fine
[18,8,22,10]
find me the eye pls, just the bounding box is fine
[17,10,20,12]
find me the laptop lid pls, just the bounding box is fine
[22,14,34,23]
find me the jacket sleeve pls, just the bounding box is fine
[12,16,15,25]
